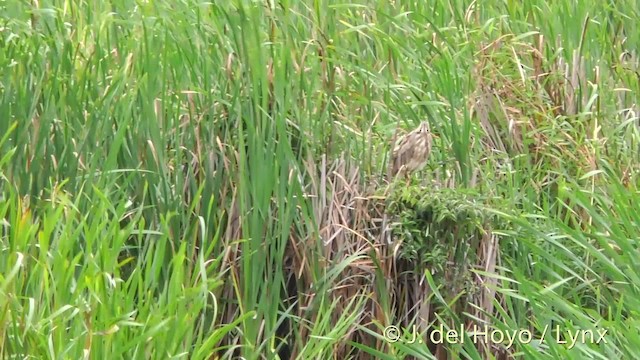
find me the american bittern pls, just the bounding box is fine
[381,121,434,245]
[389,121,433,180]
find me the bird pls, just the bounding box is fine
[379,121,434,246]
[388,121,434,181]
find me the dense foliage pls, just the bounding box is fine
[1,0,639,359]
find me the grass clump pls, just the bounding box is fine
[385,184,512,356]
[388,185,500,274]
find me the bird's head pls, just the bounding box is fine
[417,121,430,133]
[417,121,438,138]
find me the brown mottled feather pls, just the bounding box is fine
[389,121,433,177]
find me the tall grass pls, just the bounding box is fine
[1,0,639,359]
